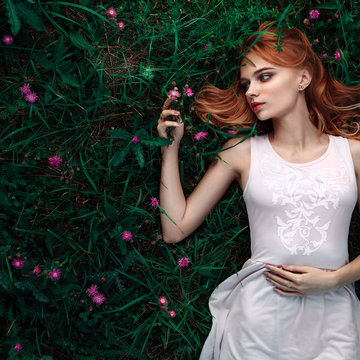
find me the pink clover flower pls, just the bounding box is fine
[178,257,190,268]
[309,10,320,20]
[2,35,13,45]
[122,230,133,241]
[25,91,38,103]
[168,309,176,318]
[194,132,208,141]
[48,268,61,281]
[11,258,24,269]
[151,197,159,207]
[107,7,116,17]
[117,21,125,29]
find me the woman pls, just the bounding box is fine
[157,21,360,359]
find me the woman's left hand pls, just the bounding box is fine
[264,264,340,297]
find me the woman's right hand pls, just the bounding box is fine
[157,95,184,145]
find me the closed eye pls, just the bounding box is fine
[240,73,273,92]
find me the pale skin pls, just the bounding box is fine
[157,52,360,297]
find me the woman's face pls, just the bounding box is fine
[240,52,304,122]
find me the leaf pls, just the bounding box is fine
[140,138,172,147]
[316,2,338,9]
[108,129,132,139]
[45,234,54,257]
[69,31,94,50]
[0,273,11,290]
[32,53,55,71]
[112,143,131,166]
[58,71,81,88]
[133,144,145,168]
[16,1,43,31]
[105,203,118,222]
[121,250,136,271]
[4,0,21,35]
[32,287,49,303]
[135,128,150,139]
[80,151,98,192]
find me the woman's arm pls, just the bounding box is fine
[160,137,246,244]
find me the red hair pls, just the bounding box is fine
[192,21,360,139]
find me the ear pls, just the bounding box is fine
[298,69,312,90]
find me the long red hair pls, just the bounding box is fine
[192,21,360,139]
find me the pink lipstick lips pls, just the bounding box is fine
[251,102,264,112]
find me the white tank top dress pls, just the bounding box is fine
[199,133,360,360]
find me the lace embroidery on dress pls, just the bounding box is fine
[260,154,350,255]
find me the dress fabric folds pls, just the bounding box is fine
[199,134,360,360]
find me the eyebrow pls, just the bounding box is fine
[240,67,276,82]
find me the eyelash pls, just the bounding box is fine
[241,74,272,91]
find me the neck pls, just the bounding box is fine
[269,102,325,150]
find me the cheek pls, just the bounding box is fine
[269,81,297,105]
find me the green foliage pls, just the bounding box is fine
[4,0,43,35]
[0,0,359,359]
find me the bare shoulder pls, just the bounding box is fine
[215,135,251,178]
[348,138,360,154]
[348,138,360,174]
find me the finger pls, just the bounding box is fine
[265,265,298,282]
[265,273,296,290]
[281,265,309,273]
[273,288,305,297]
[162,95,172,110]
[159,109,181,121]
[158,120,183,128]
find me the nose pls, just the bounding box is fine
[245,82,259,99]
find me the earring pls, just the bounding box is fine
[299,85,304,91]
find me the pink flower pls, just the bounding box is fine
[132,136,139,144]
[309,10,320,20]
[168,89,180,101]
[25,91,38,103]
[19,83,31,95]
[14,343,22,352]
[107,7,116,17]
[160,305,167,311]
[33,266,41,275]
[158,296,168,306]
[151,197,159,207]
[194,131,208,141]
[204,43,211,51]
[183,87,194,97]
[86,284,98,297]
[319,53,329,59]
[178,257,190,268]
[117,21,125,29]
[11,258,24,269]
[48,155,62,167]
[334,50,341,61]
[92,292,106,304]
[168,310,176,318]
[122,230,133,241]
[2,35,13,45]
[48,268,61,281]
[101,277,106,282]
[109,16,116,22]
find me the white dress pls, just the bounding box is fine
[199,134,360,359]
